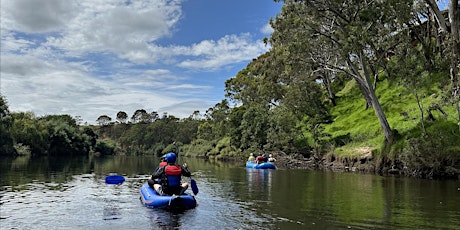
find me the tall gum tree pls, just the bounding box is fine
[272,0,414,143]
[424,0,460,131]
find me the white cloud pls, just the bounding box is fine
[45,0,182,59]
[0,0,271,124]
[176,34,269,70]
[261,23,274,35]
[1,0,78,33]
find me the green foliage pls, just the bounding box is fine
[267,105,308,154]
[319,67,459,175]
[0,95,15,155]
[400,121,459,178]
[239,104,270,150]
[14,143,31,156]
[12,112,49,155]
[185,139,215,158]
[94,139,115,155]
[214,137,240,159]
[2,108,97,156]
[96,113,204,156]
[46,118,93,156]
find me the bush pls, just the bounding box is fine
[95,139,115,155]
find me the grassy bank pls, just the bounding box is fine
[320,79,459,178]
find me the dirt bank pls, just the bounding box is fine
[262,151,458,180]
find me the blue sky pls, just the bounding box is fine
[0,0,282,124]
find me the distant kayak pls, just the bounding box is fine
[139,183,197,209]
[246,161,277,169]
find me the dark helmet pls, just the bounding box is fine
[164,152,176,163]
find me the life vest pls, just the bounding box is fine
[164,165,182,187]
[256,156,265,163]
[159,161,167,167]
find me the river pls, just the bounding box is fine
[0,155,458,229]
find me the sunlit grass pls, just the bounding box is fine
[322,77,458,158]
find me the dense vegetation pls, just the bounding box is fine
[1,0,459,179]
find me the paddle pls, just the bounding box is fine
[174,142,199,195]
[105,174,125,184]
[105,175,150,185]
[190,178,199,195]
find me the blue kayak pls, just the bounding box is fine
[139,183,197,209]
[246,161,277,169]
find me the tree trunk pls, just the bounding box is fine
[346,59,373,109]
[344,52,394,143]
[448,0,460,132]
[426,0,460,131]
[355,53,393,144]
[322,71,337,106]
[358,52,394,143]
[425,0,449,33]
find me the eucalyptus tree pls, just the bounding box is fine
[422,0,460,130]
[272,0,414,143]
[150,111,159,122]
[225,51,285,107]
[96,115,112,126]
[225,52,286,151]
[131,109,150,123]
[116,111,128,123]
[201,99,231,140]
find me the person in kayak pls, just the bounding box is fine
[248,153,255,162]
[150,155,168,185]
[255,153,267,164]
[268,154,276,162]
[149,152,191,196]
[159,155,168,167]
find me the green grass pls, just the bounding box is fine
[322,78,459,158]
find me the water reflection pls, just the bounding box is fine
[146,209,183,229]
[246,168,274,199]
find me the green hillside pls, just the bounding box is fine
[321,76,459,176]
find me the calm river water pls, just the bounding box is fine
[1,155,459,230]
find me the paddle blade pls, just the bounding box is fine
[191,178,199,195]
[105,175,125,184]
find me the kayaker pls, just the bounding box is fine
[255,153,266,164]
[268,154,276,162]
[248,153,255,162]
[159,155,167,167]
[150,155,168,184]
[149,152,191,196]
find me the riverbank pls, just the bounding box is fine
[263,151,459,180]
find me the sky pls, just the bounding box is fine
[0,0,283,124]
